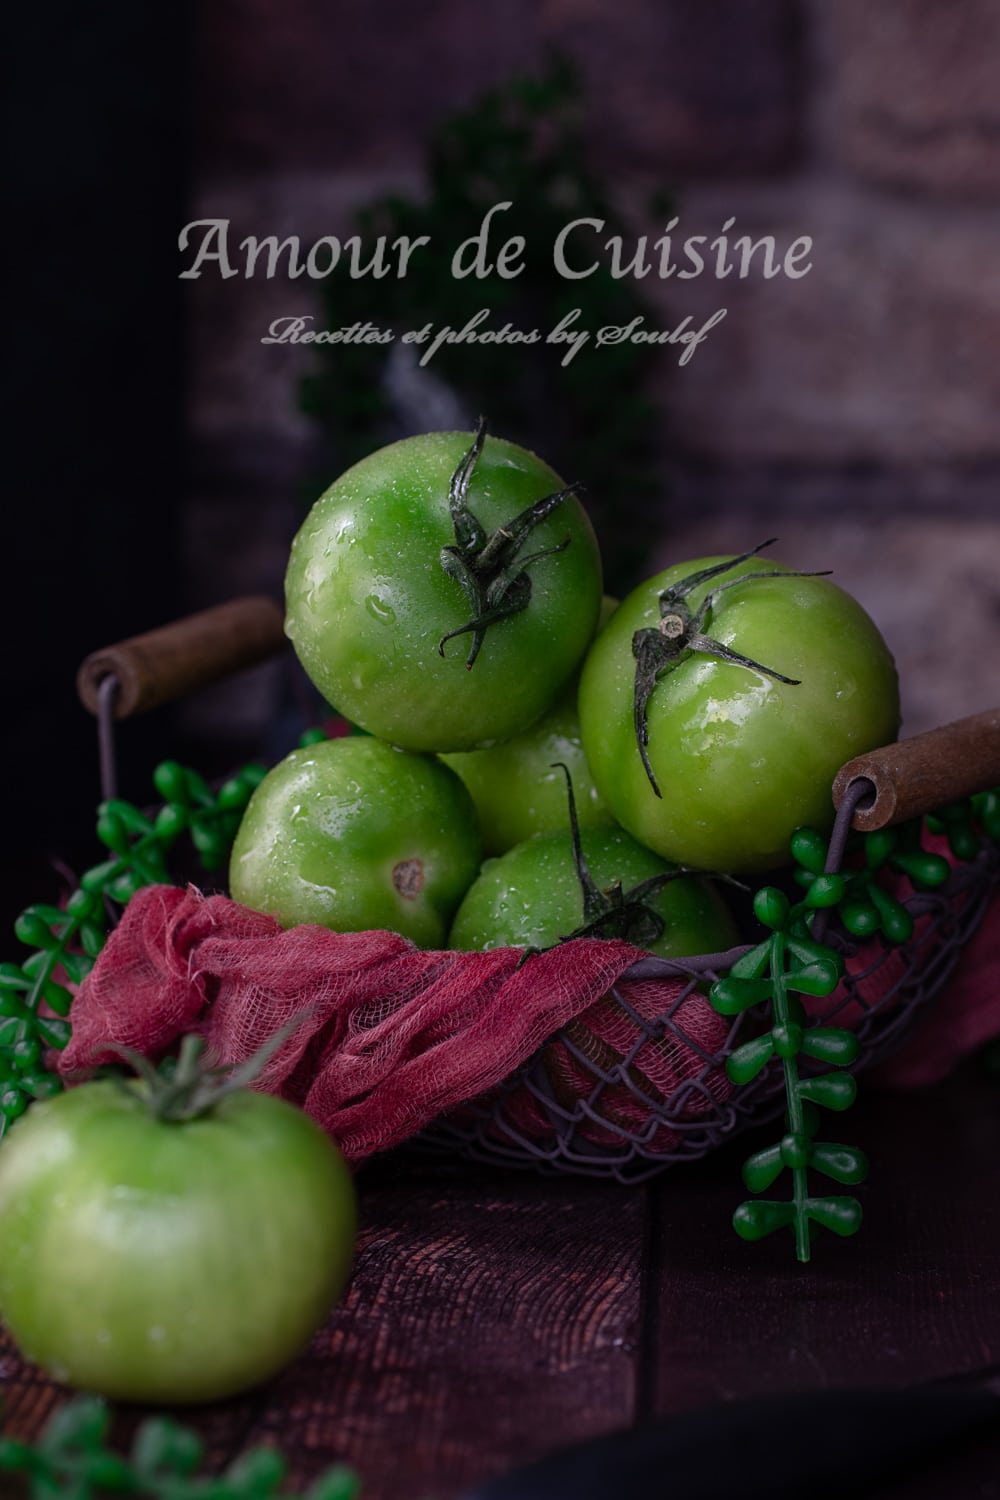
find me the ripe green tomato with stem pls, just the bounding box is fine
[0,1040,356,1404]
[230,737,481,946]
[578,549,900,873]
[285,423,603,752]
[449,825,739,959]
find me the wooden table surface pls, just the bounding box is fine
[2,1066,999,1498]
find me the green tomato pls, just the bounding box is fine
[0,1082,356,1403]
[578,554,900,872]
[284,428,603,751]
[449,825,739,959]
[439,594,618,855]
[439,676,615,857]
[230,736,481,947]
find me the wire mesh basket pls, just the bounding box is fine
[75,599,1000,1185]
[419,778,1000,1182]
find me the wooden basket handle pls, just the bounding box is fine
[77,596,288,719]
[832,707,1000,831]
[78,600,999,832]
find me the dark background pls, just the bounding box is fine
[6,1,1000,925]
[6,6,190,918]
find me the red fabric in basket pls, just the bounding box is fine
[59,884,731,1162]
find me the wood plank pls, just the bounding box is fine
[3,1070,997,1498]
[242,1154,645,1498]
[0,1338,268,1483]
[0,1155,645,1499]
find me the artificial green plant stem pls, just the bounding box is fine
[770,931,808,1264]
[0,761,265,1133]
[0,1392,361,1499]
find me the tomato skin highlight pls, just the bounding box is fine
[284,430,603,752]
[578,556,901,873]
[0,1083,357,1403]
[230,736,482,946]
[448,825,739,959]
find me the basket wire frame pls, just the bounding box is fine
[418,780,1000,1182]
[94,679,1000,1184]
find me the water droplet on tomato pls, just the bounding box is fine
[365,594,396,625]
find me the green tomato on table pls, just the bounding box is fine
[0,1067,356,1404]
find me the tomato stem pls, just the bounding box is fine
[106,1015,308,1123]
[437,417,580,667]
[518,764,739,960]
[630,540,829,797]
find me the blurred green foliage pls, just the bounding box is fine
[299,56,670,591]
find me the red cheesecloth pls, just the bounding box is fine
[58,880,1000,1161]
[58,885,730,1161]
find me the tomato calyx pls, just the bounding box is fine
[106,1022,301,1123]
[631,539,832,798]
[437,417,582,669]
[519,764,718,964]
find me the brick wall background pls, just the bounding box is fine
[184,0,1000,745]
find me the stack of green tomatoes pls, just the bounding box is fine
[230,427,900,959]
